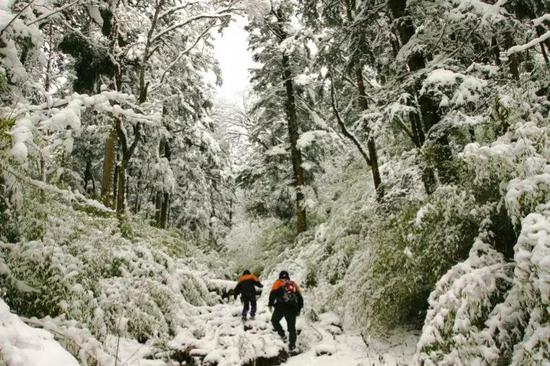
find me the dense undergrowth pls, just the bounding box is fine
[0,186,230,363]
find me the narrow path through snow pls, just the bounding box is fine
[168,301,417,366]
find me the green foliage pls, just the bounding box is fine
[58,32,116,93]
[341,186,484,333]
[73,202,113,218]
[422,143,465,186]
[0,72,7,94]
[0,118,17,241]
[0,118,14,141]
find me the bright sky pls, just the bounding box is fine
[213,17,255,106]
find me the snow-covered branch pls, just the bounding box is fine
[329,77,371,166]
[0,0,36,37]
[533,13,550,27]
[26,0,88,26]
[4,166,113,213]
[159,1,199,20]
[507,31,550,56]
[151,11,232,43]
[152,25,214,91]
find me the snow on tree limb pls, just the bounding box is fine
[152,24,214,91]
[159,2,199,20]
[329,76,371,166]
[507,31,550,56]
[4,166,114,213]
[533,14,550,27]
[151,12,232,44]
[26,0,89,26]
[0,0,36,37]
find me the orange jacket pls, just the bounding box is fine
[238,274,260,283]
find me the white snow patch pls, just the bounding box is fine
[297,130,327,149]
[0,299,79,366]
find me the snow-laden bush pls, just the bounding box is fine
[341,186,485,333]
[0,188,223,361]
[414,234,514,365]
[415,203,550,365]
[253,157,487,334]
[416,100,549,364]
[464,106,549,229]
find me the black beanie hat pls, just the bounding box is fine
[279,270,289,279]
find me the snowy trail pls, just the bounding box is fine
[167,300,417,366]
[173,302,287,365]
[2,287,417,366]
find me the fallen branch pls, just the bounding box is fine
[4,166,113,213]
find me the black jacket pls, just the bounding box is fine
[234,274,263,299]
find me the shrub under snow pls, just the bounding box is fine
[416,106,550,365]
[0,190,227,363]
[415,204,550,365]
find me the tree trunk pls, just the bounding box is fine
[84,159,93,194]
[342,0,383,198]
[100,126,116,205]
[228,197,233,229]
[355,67,383,197]
[155,191,162,224]
[274,8,307,234]
[116,161,126,217]
[159,192,169,229]
[387,0,440,194]
[155,136,171,229]
[113,161,119,205]
[133,169,142,213]
[282,53,307,234]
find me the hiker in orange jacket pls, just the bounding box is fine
[268,271,303,351]
[234,270,263,320]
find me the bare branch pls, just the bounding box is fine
[330,75,371,166]
[0,0,36,37]
[151,11,231,43]
[126,123,141,162]
[159,2,199,20]
[152,24,214,91]
[395,116,416,142]
[26,0,87,26]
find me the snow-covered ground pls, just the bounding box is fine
[1,290,416,366]
[0,300,79,366]
[164,300,417,366]
[284,333,415,366]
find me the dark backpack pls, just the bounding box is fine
[281,280,300,306]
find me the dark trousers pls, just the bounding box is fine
[242,295,256,317]
[271,306,297,348]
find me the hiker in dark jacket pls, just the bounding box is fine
[268,270,303,351]
[234,270,263,320]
